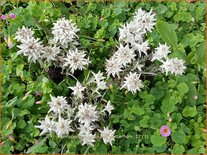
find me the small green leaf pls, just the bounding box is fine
[16,64,24,80]
[157,20,178,47]
[171,144,185,154]
[182,106,197,117]
[151,133,167,146]
[17,120,27,129]
[171,131,187,144]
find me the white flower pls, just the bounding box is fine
[114,44,136,67]
[102,101,114,115]
[52,17,79,47]
[17,38,44,63]
[161,58,186,76]
[35,115,55,136]
[171,58,186,75]
[119,23,144,44]
[55,116,73,138]
[92,71,107,90]
[78,124,95,134]
[151,43,171,61]
[14,26,34,42]
[133,8,156,32]
[78,130,96,146]
[69,81,85,99]
[42,45,61,63]
[63,48,90,74]
[121,72,144,94]
[132,40,150,57]
[75,103,98,125]
[105,56,122,78]
[98,127,115,146]
[48,95,69,115]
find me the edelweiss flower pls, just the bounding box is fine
[114,44,136,67]
[48,95,69,115]
[151,43,171,61]
[55,116,73,138]
[78,130,96,146]
[105,57,122,78]
[98,127,115,146]
[63,48,90,74]
[119,23,144,44]
[78,123,96,146]
[52,17,79,47]
[17,38,44,63]
[14,26,34,42]
[35,115,55,136]
[102,101,114,115]
[132,40,150,57]
[69,81,85,99]
[92,71,107,90]
[75,103,98,125]
[133,8,156,32]
[121,72,144,94]
[42,45,61,63]
[161,58,186,76]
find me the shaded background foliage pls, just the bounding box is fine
[0,1,206,154]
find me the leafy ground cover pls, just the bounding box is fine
[0,1,206,154]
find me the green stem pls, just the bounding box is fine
[84,146,90,155]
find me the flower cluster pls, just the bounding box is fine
[14,18,89,74]
[105,8,186,94]
[36,71,115,146]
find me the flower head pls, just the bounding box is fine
[14,26,34,42]
[151,43,171,61]
[55,116,73,138]
[52,17,79,47]
[75,103,98,125]
[48,95,69,115]
[114,44,136,67]
[98,127,116,145]
[42,45,61,63]
[92,71,107,90]
[1,15,7,20]
[161,58,186,76]
[16,38,44,63]
[9,13,16,19]
[63,48,90,74]
[35,115,55,136]
[160,125,171,137]
[69,81,85,99]
[121,72,144,94]
[105,57,122,78]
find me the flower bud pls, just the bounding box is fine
[9,13,16,19]
[1,15,7,20]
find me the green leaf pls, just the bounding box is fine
[17,120,27,129]
[16,64,24,80]
[26,137,47,153]
[20,95,35,109]
[195,41,206,67]
[139,116,150,128]
[151,133,167,146]
[157,20,178,47]
[182,106,197,117]
[177,83,189,95]
[171,131,187,144]
[171,144,185,154]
